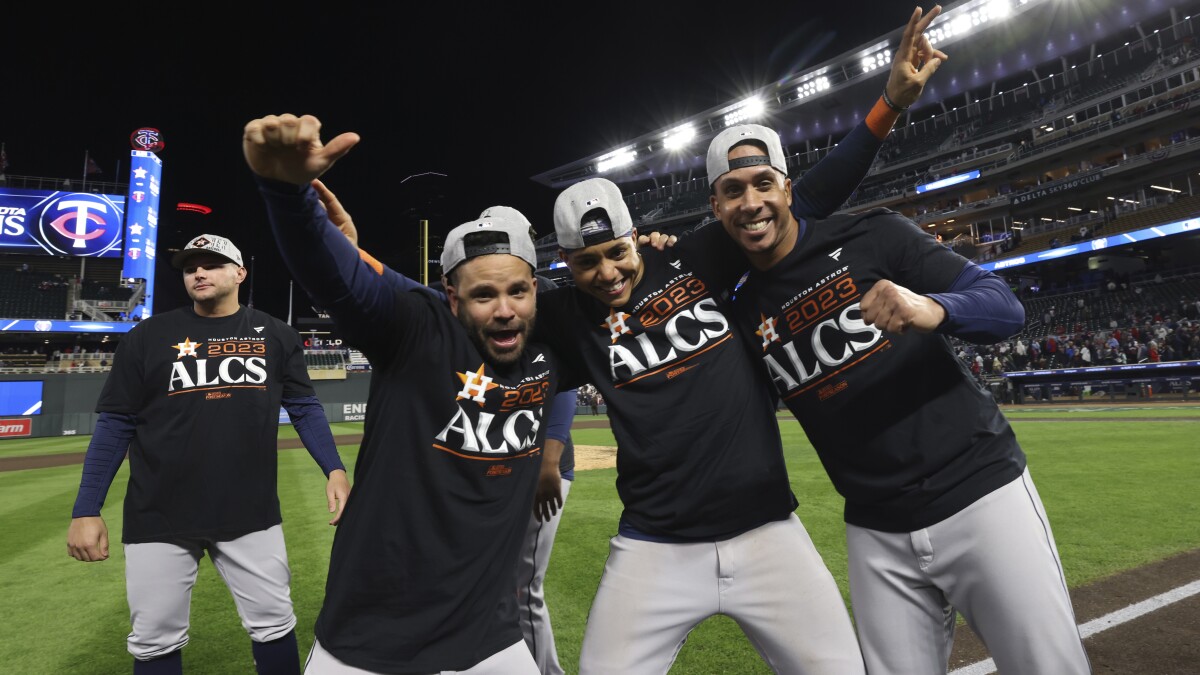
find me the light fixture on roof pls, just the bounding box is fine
[1151,185,1181,193]
[724,97,765,126]
[1068,207,1082,211]
[597,147,638,173]
[861,50,891,73]
[797,76,831,99]
[663,124,696,150]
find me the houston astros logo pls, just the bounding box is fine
[457,364,500,406]
[173,337,202,359]
[757,314,781,350]
[603,309,633,343]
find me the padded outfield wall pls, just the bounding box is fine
[0,372,376,439]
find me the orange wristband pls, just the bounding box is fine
[865,96,901,140]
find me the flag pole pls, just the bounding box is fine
[81,150,89,191]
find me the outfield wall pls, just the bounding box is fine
[0,372,377,439]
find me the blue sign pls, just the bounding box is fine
[980,217,1200,272]
[123,150,163,320]
[1004,360,1200,378]
[0,188,125,257]
[0,381,43,416]
[914,169,980,194]
[0,318,135,334]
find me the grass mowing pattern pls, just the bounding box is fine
[0,408,1195,673]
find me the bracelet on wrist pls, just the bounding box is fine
[881,88,909,112]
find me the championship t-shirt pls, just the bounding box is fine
[728,209,1026,532]
[535,247,796,541]
[96,305,314,543]
[314,288,560,674]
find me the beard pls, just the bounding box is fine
[457,306,535,368]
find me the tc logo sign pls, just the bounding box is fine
[37,193,124,256]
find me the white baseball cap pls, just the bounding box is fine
[172,234,244,269]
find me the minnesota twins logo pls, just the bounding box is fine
[36,193,124,256]
[757,314,781,350]
[603,309,633,343]
[456,364,500,406]
[130,128,165,152]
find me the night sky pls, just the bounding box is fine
[7,2,911,320]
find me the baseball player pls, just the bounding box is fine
[243,114,572,674]
[66,234,351,675]
[313,186,578,675]
[701,119,1091,672]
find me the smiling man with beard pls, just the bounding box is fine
[243,113,567,674]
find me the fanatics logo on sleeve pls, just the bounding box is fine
[828,248,844,261]
[254,326,264,333]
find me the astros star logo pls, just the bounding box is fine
[456,364,500,406]
[602,309,633,344]
[756,314,781,351]
[173,337,202,359]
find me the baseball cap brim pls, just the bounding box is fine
[171,248,242,270]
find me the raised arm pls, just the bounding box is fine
[312,179,446,303]
[792,5,947,218]
[244,114,409,352]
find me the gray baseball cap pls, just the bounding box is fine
[706,124,788,186]
[172,234,244,269]
[441,212,538,275]
[479,205,535,235]
[553,178,634,250]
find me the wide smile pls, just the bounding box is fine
[739,217,773,234]
[595,278,627,298]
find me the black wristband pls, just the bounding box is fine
[881,88,909,112]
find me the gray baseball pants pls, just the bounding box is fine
[846,469,1091,674]
[124,524,296,660]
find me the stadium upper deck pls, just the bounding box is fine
[529,0,1200,284]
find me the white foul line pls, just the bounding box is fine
[949,579,1200,675]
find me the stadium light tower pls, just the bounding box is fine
[724,97,766,127]
[597,147,638,173]
[663,124,697,151]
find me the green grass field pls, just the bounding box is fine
[1,406,1196,673]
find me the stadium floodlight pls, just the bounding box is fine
[861,50,891,73]
[1151,185,1181,193]
[663,124,696,151]
[796,76,831,99]
[1068,207,1082,211]
[597,148,638,173]
[724,97,765,127]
